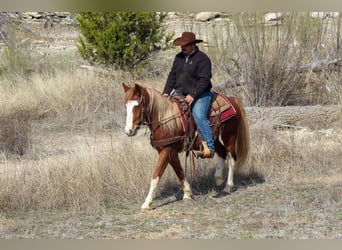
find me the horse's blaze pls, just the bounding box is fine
[125,100,139,136]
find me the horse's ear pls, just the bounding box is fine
[134,83,144,95]
[122,83,130,93]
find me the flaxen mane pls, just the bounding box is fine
[145,87,183,134]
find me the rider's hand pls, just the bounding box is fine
[185,95,194,104]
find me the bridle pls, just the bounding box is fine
[137,92,146,127]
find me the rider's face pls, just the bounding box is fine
[181,42,196,56]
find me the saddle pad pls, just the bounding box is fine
[210,92,236,122]
[173,92,237,132]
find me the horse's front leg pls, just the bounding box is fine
[169,150,192,200]
[141,148,170,210]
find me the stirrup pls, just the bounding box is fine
[193,150,203,159]
[193,150,215,159]
[197,142,215,158]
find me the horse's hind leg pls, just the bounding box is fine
[169,150,192,200]
[214,156,226,186]
[216,129,237,194]
[223,152,236,193]
[223,137,237,194]
[214,140,227,186]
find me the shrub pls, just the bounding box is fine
[0,24,33,77]
[76,12,173,72]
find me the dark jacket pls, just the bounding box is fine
[163,47,212,99]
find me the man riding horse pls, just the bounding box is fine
[162,32,215,158]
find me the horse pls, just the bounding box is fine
[122,83,250,210]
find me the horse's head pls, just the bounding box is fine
[122,83,146,136]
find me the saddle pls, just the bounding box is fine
[210,92,236,122]
[170,92,237,152]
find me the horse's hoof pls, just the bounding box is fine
[223,185,235,194]
[183,195,194,201]
[183,196,195,206]
[140,207,152,212]
[212,191,229,198]
[215,176,224,186]
[140,202,152,211]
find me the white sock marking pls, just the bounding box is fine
[214,156,226,186]
[141,177,159,209]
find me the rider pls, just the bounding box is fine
[162,32,215,158]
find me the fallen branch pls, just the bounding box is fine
[80,64,117,78]
[296,58,342,73]
[273,124,307,130]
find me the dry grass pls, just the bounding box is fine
[0,66,147,211]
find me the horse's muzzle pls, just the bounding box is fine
[125,127,138,136]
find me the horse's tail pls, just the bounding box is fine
[235,97,250,168]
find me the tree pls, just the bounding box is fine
[76,12,173,71]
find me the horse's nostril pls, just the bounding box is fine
[125,129,136,136]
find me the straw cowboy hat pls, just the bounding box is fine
[173,32,203,46]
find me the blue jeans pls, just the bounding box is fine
[191,91,214,151]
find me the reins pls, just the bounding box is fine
[144,111,185,148]
[183,107,199,183]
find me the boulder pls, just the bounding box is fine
[264,12,283,22]
[195,12,220,22]
[24,12,43,19]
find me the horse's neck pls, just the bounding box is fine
[145,92,182,135]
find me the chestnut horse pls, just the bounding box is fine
[122,83,250,210]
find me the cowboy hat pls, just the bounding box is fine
[173,32,203,46]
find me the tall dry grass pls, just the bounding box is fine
[0,134,156,211]
[0,64,132,151]
[248,126,342,181]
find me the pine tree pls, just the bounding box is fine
[77,12,172,71]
